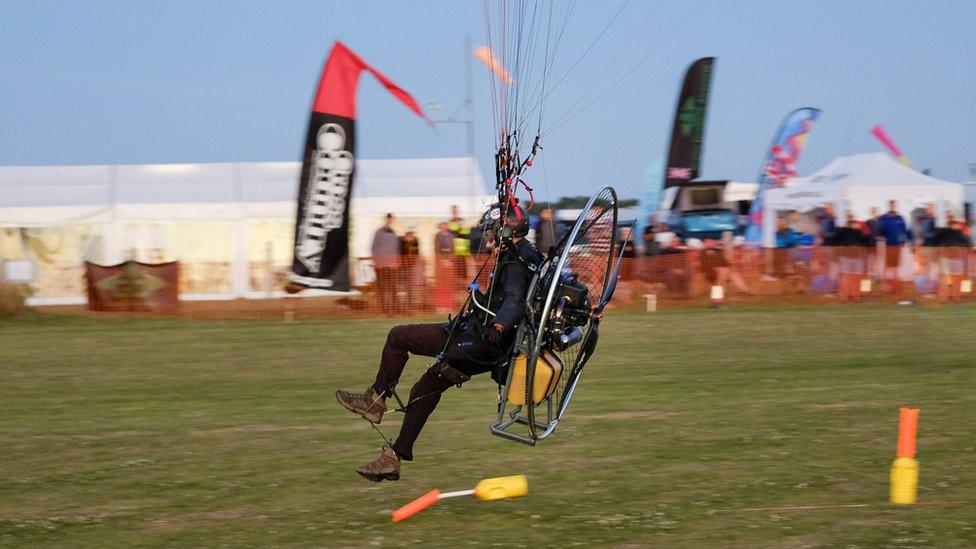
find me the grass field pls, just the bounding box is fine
[2,306,975,547]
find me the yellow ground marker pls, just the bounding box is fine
[392,475,528,522]
[890,407,920,505]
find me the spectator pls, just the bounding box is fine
[641,216,661,256]
[448,204,463,228]
[702,239,751,295]
[819,203,838,244]
[435,221,453,256]
[400,228,420,256]
[661,234,691,296]
[926,212,973,247]
[655,223,677,253]
[917,203,937,245]
[844,211,870,237]
[534,206,562,257]
[865,207,882,239]
[447,205,464,244]
[446,205,470,288]
[914,204,938,281]
[775,216,801,249]
[788,211,803,231]
[433,222,456,312]
[931,212,971,302]
[644,231,685,295]
[788,210,815,265]
[914,247,939,296]
[945,211,972,237]
[771,216,801,278]
[371,213,401,314]
[399,228,424,313]
[879,200,909,294]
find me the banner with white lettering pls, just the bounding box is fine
[289,42,427,291]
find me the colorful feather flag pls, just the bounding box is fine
[871,125,911,167]
[473,45,513,84]
[744,107,821,244]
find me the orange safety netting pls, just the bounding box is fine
[27,245,976,320]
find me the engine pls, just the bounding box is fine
[547,270,591,351]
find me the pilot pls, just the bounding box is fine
[336,202,543,481]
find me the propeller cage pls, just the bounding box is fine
[490,186,618,446]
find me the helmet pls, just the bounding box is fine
[479,202,529,248]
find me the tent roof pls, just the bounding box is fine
[787,152,957,190]
[765,153,963,210]
[0,157,489,209]
[0,165,115,208]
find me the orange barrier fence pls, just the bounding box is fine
[609,245,974,307]
[28,245,976,319]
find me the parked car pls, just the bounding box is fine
[666,208,741,241]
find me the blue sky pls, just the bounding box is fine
[2,0,974,200]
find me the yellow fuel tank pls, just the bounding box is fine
[507,351,563,405]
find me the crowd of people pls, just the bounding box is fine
[369,199,974,313]
[369,205,565,315]
[608,199,976,304]
[369,209,466,315]
[798,200,972,249]
[805,200,973,298]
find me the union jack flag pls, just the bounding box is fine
[667,167,692,179]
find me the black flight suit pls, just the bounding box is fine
[369,238,543,460]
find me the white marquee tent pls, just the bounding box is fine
[762,153,965,247]
[0,158,491,304]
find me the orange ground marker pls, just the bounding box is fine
[891,406,920,504]
[392,475,528,522]
[896,407,919,458]
[392,489,442,522]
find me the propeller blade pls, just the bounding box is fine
[576,319,601,369]
[598,261,622,311]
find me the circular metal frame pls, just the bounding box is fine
[524,187,618,439]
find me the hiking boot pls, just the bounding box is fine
[335,387,387,424]
[356,445,401,482]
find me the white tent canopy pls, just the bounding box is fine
[762,153,964,247]
[0,158,491,303]
[0,157,489,226]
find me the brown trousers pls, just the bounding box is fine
[371,322,503,460]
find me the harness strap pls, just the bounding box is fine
[365,366,469,448]
[390,389,408,413]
